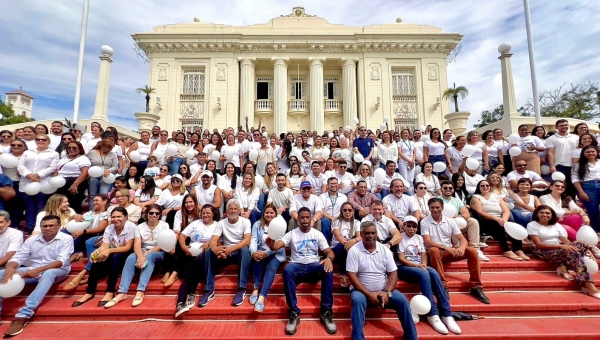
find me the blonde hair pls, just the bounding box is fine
[243,172,256,194]
[169,180,187,195]
[117,188,132,202]
[263,163,275,189]
[43,194,72,227]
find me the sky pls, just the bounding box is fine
[1,0,599,131]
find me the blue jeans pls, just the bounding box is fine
[119,252,165,293]
[169,157,187,176]
[84,236,102,271]
[331,243,348,274]
[22,192,49,232]
[351,289,417,340]
[252,254,282,298]
[429,154,446,177]
[396,266,451,317]
[88,176,111,204]
[320,218,333,245]
[7,181,24,229]
[0,267,68,318]
[581,181,600,232]
[205,247,250,291]
[283,262,333,314]
[510,209,532,227]
[380,189,391,200]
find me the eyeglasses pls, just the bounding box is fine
[516,164,527,167]
[339,166,347,169]
[442,187,454,191]
[361,168,369,171]
[10,144,23,147]
[67,147,78,150]
[404,224,417,229]
[1,135,11,138]
[35,138,48,142]
[480,184,490,188]
[417,187,426,190]
[41,225,58,229]
[160,134,168,136]
[148,211,161,216]
[171,179,182,183]
[342,209,353,212]
[554,185,565,188]
[161,169,168,172]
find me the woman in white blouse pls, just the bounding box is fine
[331,202,361,288]
[17,133,59,234]
[173,194,201,234]
[442,129,454,147]
[527,205,600,299]
[509,178,540,227]
[126,131,152,174]
[423,128,447,176]
[466,130,489,175]
[256,136,275,176]
[154,164,172,190]
[220,134,242,174]
[482,130,502,173]
[412,182,431,219]
[446,135,466,175]
[4,138,25,229]
[309,136,328,164]
[53,140,90,214]
[150,129,170,165]
[286,163,304,195]
[157,174,186,227]
[218,162,238,204]
[540,180,587,241]
[508,124,545,174]
[233,172,261,225]
[571,133,598,164]
[72,207,136,307]
[377,131,398,169]
[398,129,416,191]
[354,163,378,194]
[133,175,162,217]
[415,161,441,196]
[106,204,171,308]
[334,138,354,173]
[572,145,600,236]
[169,132,191,175]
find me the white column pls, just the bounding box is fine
[272,57,288,134]
[498,44,519,119]
[91,51,113,120]
[309,57,325,132]
[356,59,366,125]
[238,58,255,128]
[342,58,358,127]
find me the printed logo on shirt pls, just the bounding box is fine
[295,239,318,258]
[191,231,205,243]
[405,244,421,263]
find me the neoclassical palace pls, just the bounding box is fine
[132,7,462,134]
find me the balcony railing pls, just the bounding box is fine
[254,99,274,114]
[288,99,309,114]
[324,99,342,114]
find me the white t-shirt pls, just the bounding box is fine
[463,172,485,195]
[382,194,419,220]
[213,217,251,247]
[514,136,545,153]
[290,194,323,216]
[157,189,184,209]
[135,188,162,203]
[144,166,160,178]
[424,140,446,156]
[346,241,397,292]
[360,214,397,240]
[0,228,23,258]
[507,170,543,185]
[545,133,578,167]
[306,173,327,196]
[34,208,77,233]
[398,232,425,264]
[281,227,329,264]
[331,219,361,247]
[103,221,136,248]
[267,187,294,210]
[320,192,347,218]
[526,221,567,245]
[420,215,461,248]
[173,210,196,233]
[49,134,62,150]
[221,144,242,168]
[182,220,217,245]
[135,221,170,251]
[57,156,91,178]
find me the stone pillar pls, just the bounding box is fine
[91,48,113,121]
[309,57,325,132]
[238,58,256,128]
[356,59,366,125]
[272,57,288,134]
[342,58,358,127]
[498,43,519,119]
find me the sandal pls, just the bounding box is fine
[556,268,574,281]
[515,251,530,261]
[582,287,600,300]
[69,252,84,263]
[340,275,349,288]
[132,293,144,307]
[503,251,522,261]
[104,294,128,309]
[63,270,88,291]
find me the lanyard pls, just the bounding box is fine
[328,194,339,214]
[402,140,412,152]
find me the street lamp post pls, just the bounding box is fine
[73,0,90,123]
[523,0,541,126]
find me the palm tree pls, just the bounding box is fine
[135,85,156,112]
[442,83,469,112]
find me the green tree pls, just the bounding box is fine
[0,97,35,126]
[135,85,156,113]
[442,83,469,112]
[473,104,528,129]
[522,81,599,120]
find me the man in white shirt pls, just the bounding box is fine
[546,119,579,198]
[507,160,549,191]
[149,126,161,144]
[190,170,222,210]
[347,220,417,340]
[463,167,485,195]
[288,181,323,232]
[362,200,401,250]
[48,121,64,150]
[189,152,207,177]
[201,200,251,307]
[0,211,23,268]
[412,130,425,166]
[380,161,409,198]
[382,179,421,228]
[334,161,356,193]
[267,207,337,335]
[320,177,347,244]
[267,173,293,222]
[0,215,73,336]
[305,161,327,196]
[421,198,489,304]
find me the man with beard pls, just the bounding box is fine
[382,179,422,228]
[190,170,222,210]
[267,173,293,222]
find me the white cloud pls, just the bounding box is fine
[1,0,598,131]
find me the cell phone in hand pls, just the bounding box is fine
[377,295,384,308]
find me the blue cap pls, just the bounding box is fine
[300,181,312,188]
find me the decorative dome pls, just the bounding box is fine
[100,45,114,56]
[498,43,511,54]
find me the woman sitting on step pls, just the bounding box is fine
[330,202,361,288]
[527,205,600,300]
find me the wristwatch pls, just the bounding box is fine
[383,289,392,298]
[387,241,393,247]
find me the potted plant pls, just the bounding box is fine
[442,83,470,135]
[442,83,469,112]
[135,85,156,113]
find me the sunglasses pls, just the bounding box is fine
[67,147,79,150]
[148,211,161,216]
[301,187,311,190]
[161,169,168,172]
[404,224,418,229]
[62,138,73,141]
[516,164,527,167]
[35,138,48,142]
[417,187,426,190]
[10,144,23,147]
[1,135,11,138]
[480,184,490,188]
[442,187,454,191]
[339,166,347,169]
[160,134,168,136]
[342,209,353,212]
[554,185,565,188]
[172,179,182,183]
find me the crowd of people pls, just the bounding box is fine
[0,118,599,338]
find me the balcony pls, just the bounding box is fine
[288,99,309,115]
[254,99,274,115]
[324,99,342,114]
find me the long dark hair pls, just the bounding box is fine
[578,133,599,148]
[181,194,200,231]
[141,175,157,197]
[577,146,599,184]
[451,172,469,200]
[206,160,218,185]
[281,139,292,165]
[55,132,76,155]
[225,162,237,189]
[125,165,142,189]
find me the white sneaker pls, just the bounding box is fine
[479,242,489,248]
[412,311,419,324]
[442,316,462,334]
[591,246,600,259]
[477,249,490,262]
[427,315,448,335]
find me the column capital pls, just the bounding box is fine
[99,55,113,63]
[271,57,289,67]
[498,52,513,60]
[341,58,358,67]
[238,57,256,66]
[308,57,326,66]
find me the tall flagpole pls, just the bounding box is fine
[73,0,90,123]
[523,0,541,125]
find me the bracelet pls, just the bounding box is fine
[326,256,334,261]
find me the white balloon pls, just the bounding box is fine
[412,311,420,324]
[129,151,141,162]
[462,145,476,157]
[414,165,422,175]
[374,168,386,185]
[419,125,426,132]
[339,180,352,194]
[383,116,389,123]
[189,242,204,256]
[506,202,515,210]
[241,140,251,153]
[321,148,330,159]
[540,165,550,175]
[584,256,599,274]
[442,204,457,218]
[420,135,429,142]
[88,166,104,177]
[185,148,196,160]
[248,149,258,161]
[166,144,178,156]
[345,125,352,131]
[0,154,18,168]
[102,173,116,184]
[268,217,287,239]
[503,221,528,240]
[380,124,387,131]
[410,294,431,315]
[40,182,55,194]
[354,154,364,163]
[552,172,566,181]
[0,274,25,298]
[353,118,359,125]
[341,149,352,159]
[466,158,480,171]
[153,151,164,162]
[262,132,268,137]
[211,151,220,161]
[433,162,446,173]
[508,134,520,144]
[24,182,41,196]
[509,147,522,157]
[65,220,92,233]
[157,229,177,252]
[327,132,334,138]
[254,175,264,190]
[576,225,599,246]
[362,160,372,167]
[224,148,235,160]
[50,176,66,189]
[454,217,467,229]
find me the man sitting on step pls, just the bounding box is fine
[0,211,23,268]
[347,220,417,340]
[267,207,337,336]
[200,199,251,307]
[288,181,323,233]
[0,215,73,337]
